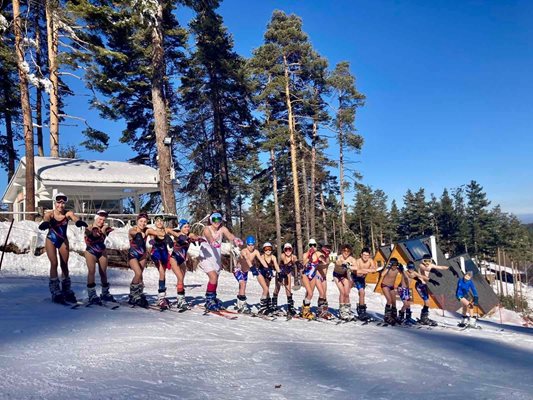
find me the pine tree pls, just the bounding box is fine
[400,188,431,238]
[437,188,459,254]
[0,8,21,185]
[12,0,36,220]
[179,0,257,225]
[70,0,188,214]
[327,61,365,241]
[452,186,469,253]
[248,10,316,257]
[388,199,401,243]
[466,180,491,256]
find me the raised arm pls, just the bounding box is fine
[253,250,270,269]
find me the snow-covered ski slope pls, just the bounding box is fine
[1,251,532,400]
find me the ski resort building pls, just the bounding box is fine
[2,156,161,221]
[370,245,392,284]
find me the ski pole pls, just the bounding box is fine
[0,219,15,271]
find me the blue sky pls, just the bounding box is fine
[2,0,532,219]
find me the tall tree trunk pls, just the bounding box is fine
[370,221,376,255]
[213,99,232,227]
[150,1,176,215]
[300,147,310,243]
[339,132,346,240]
[270,149,282,260]
[45,0,59,157]
[319,188,328,245]
[35,1,44,156]
[13,0,36,220]
[310,118,317,239]
[283,55,303,257]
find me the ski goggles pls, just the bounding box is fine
[210,213,223,223]
[55,195,68,203]
[284,247,293,252]
[309,243,317,248]
[263,247,273,252]
[95,210,109,218]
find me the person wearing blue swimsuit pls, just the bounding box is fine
[167,219,199,310]
[84,210,114,305]
[127,213,149,307]
[38,193,87,304]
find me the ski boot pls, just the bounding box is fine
[419,309,438,326]
[339,304,352,321]
[287,296,297,317]
[397,310,406,325]
[175,293,190,311]
[270,296,282,315]
[49,278,66,304]
[405,309,416,325]
[157,290,170,310]
[61,277,77,303]
[458,315,470,328]
[129,283,149,308]
[236,295,251,314]
[357,304,371,322]
[392,307,402,325]
[205,292,222,311]
[384,305,396,325]
[87,285,103,305]
[317,298,334,320]
[100,284,116,303]
[300,301,316,320]
[257,297,271,315]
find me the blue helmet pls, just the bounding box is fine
[246,235,256,246]
[178,219,189,230]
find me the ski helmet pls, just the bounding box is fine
[246,235,256,246]
[263,242,273,251]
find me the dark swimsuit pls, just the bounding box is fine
[46,215,69,249]
[85,227,108,258]
[128,231,147,261]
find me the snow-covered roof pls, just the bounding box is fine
[2,156,161,204]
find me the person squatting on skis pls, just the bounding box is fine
[334,244,358,321]
[396,261,427,325]
[274,242,299,316]
[351,247,377,321]
[233,235,270,313]
[39,193,87,304]
[84,210,115,305]
[456,270,479,327]
[145,215,175,310]
[257,242,281,314]
[199,212,242,311]
[380,257,402,325]
[301,238,328,320]
[127,212,149,307]
[417,253,450,325]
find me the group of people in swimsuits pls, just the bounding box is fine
[39,193,480,325]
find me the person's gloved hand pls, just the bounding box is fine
[38,221,50,230]
[75,220,88,228]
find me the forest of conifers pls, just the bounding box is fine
[0,1,531,267]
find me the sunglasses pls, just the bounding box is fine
[211,217,222,223]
